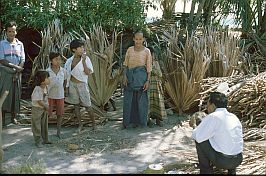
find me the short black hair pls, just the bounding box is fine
[49,52,61,62]
[209,92,228,108]
[133,30,144,37]
[33,70,49,86]
[70,39,84,52]
[5,21,17,30]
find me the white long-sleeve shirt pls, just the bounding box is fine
[64,55,94,87]
[192,108,243,155]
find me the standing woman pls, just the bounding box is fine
[0,21,25,125]
[122,31,152,128]
[147,47,167,127]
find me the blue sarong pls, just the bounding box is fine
[123,66,148,127]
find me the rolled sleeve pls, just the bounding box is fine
[0,41,5,60]
[20,42,25,63]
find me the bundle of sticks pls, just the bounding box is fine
[198,72,266,128]
[197,72,266,142]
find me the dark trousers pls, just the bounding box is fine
[196,140,243,174]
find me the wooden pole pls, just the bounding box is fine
[0,91,9,172]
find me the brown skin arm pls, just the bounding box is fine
[0,59,23,72]
[122,66,128,87]
[37,100,49,111]
[64,80,69,97]
[82,55,93,75]
[143,71,151,91]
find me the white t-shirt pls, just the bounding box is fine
[31,86,48,108]
[192,108,243,155]
[64,55,94,87]
[46,66,67,99]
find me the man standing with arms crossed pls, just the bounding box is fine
[0,21,25,125]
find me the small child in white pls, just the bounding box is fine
[31,70,52,147]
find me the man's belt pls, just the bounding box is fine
[219,152,241,159]
[0,66,17,74]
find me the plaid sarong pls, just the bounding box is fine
[148,67,167,121]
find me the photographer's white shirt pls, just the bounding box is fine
[192,108,243,155]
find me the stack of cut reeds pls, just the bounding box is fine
[183,145,266,174]
[19,99,108,127]
[197,72,266,136]
[228,72,266,128]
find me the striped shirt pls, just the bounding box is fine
[0,38,25,66]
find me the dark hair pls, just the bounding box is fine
[133,30,144,37]
[5,21,17,30]
[70,39,84,52]
[49,52,61,62]
[209,92,228,108]
[33,70,49,86]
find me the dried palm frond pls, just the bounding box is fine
[204,28,244,77]
[79,25,123,110]
[31,19,73,78]
[161,29,210,114]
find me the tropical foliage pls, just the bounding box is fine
[159,29,211,114]
[32,19,73,77]
[81,26,123,110]
[0,0,147,32]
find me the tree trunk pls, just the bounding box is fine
[188,0,197,35]
[260,4,266,35]
[203,0,216,27]
[161,0,178,20]
[193,0,206,30]
[0,91,9,172]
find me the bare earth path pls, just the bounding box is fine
[2,97,197,174]
[2,96,266,174]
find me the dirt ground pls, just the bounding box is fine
[1,96,266,174]
[2,96,198,174]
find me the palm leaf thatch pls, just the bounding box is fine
[161,29,210,114]
[32,19,73,77]
[204,28,244,77]
[80,26,123,110]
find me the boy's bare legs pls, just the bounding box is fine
[56,115,62,138]
[74,104,83,133]
[86,106,95,130]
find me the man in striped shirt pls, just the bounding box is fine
[0,21,25,125]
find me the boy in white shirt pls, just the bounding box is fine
[46,52,67,138]
[64,39,95,133]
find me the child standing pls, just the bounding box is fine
[122,31,152,128]
[46,52,67,138]
[147,47,167,127]
[64,39,95,133]
[31,70,52,147]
